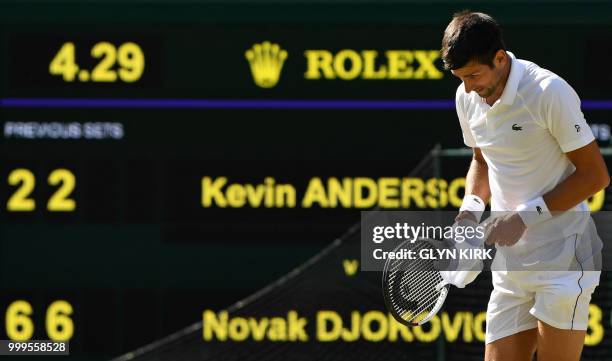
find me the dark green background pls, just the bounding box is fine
[1,1,612,359]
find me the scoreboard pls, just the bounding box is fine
[2,15,612,360]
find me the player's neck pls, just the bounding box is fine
[485,58,512,106]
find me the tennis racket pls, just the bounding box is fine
[382,237,450,326]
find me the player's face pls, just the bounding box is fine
[451,52,506,99]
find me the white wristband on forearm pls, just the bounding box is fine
[460,194,486,222]
[516,196,552,227]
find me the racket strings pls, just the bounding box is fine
[403,273,442,319]
[385,240,445,324]
[392,270,441,321]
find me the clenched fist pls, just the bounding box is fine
[483,213,526,247]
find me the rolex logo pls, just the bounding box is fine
[245,41,288,88]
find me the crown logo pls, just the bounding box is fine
[245,41,288,88]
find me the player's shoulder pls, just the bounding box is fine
[455,82,474,110]
[518,58,575,100]
[455,83,465,101]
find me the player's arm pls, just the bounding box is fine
[454,84,490,223]
[456,147,491,223]
[514,79,610,229]
[465,147,491,203]
[488,141,609,246]
[543,141,609,211]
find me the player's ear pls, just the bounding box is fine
[494,49,506,66]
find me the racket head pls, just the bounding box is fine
[382,237,450,326]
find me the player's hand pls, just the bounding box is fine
[483,212,526,246]
[455,210,478,223]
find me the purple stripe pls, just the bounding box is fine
[581,100,612,110]
[0,98,454,110]
[1,98,611,110]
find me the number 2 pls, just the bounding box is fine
[47,169,76,211]
[91,42,117,82]
[7,169,35,211]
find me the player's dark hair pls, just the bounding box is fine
[441,10,506,70]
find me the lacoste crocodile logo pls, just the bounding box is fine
[575,124,581,132]
[512,124,522,131]
[536,206,542,215]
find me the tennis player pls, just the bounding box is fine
[441,11,610,361]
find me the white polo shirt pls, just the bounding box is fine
[456,51,595,249]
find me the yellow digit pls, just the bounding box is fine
[587,189,604,212]
[118,42,145,82]
[47,169,76,212]
[7,169,36,211]
[585,304,603,346]
[49,42,79,82]
[46,300,74,341]
[91,42,117,82]
[6,300,34,341]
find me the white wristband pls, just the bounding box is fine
[460,194,486,222]
[516,196,552,227]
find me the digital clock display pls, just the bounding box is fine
[49,42,145,83]
[8,34,161,92]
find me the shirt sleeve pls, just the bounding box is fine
[544,77,595,153]
[456,85,477,148]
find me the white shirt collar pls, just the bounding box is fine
[498,51,524,106]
